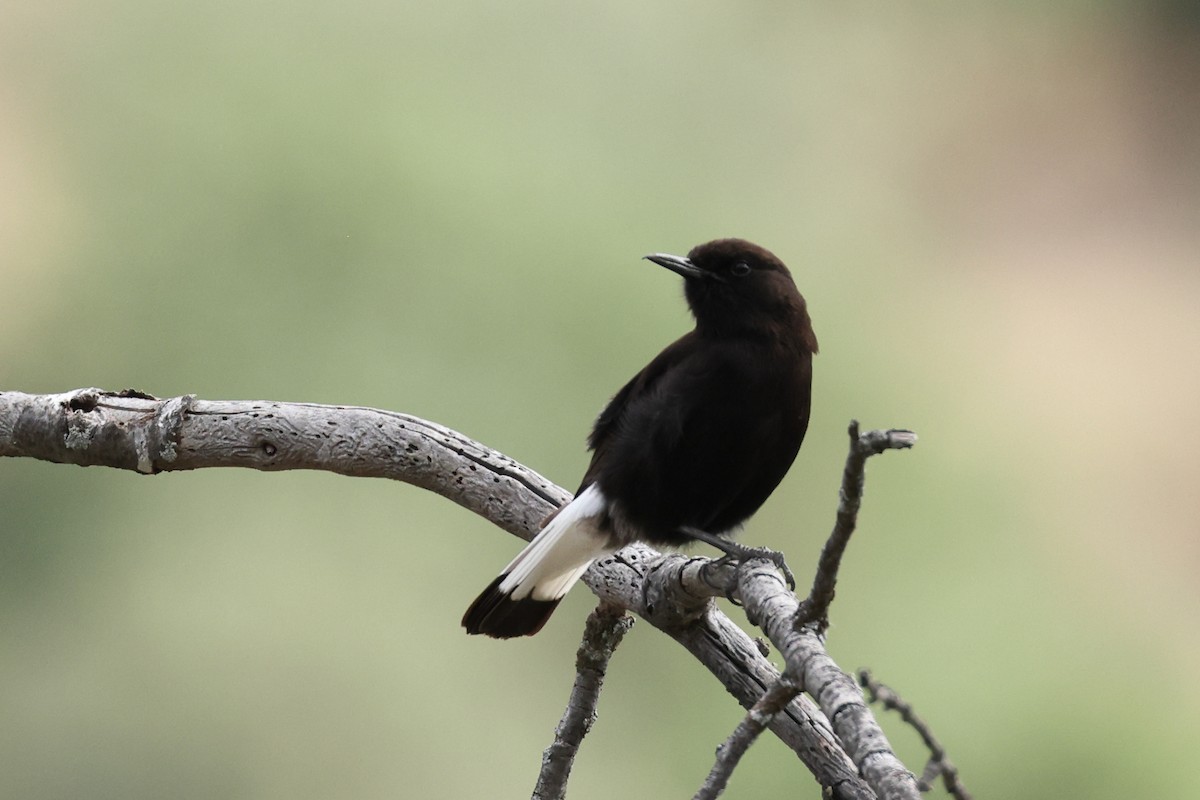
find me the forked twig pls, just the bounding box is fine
[692,421,923,800]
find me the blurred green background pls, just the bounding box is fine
[3,2,1198,798]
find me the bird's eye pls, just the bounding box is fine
[730,261,751,277]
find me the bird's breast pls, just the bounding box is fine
[592,340,812,544]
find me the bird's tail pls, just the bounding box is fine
[462,485,612,638]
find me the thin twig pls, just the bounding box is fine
[694,676,801,800]
[533,604,634,800]
[859,670,972,800]
[795,421,918,633]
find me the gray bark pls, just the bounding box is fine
[1,388,923,799]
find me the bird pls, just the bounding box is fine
[462,238,818,638]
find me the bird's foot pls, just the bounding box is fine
[697,544,797,606]
[699,556,743,605]
[682,527,797,598]
[712,543,796,593]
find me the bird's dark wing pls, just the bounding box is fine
[583,336,811,540]
[579,332,699,492]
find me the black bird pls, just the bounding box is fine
[463,238,818,638]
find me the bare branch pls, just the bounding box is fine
[694,676,801,800]
[584,549,873,799]
[0,388,561,539]
[534,604,634,800]
[796,421,918,632]
[859,670,972,800]
[729,559,922,800]
[0,388,876,798]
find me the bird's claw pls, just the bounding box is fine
[722,545,796,592]
[700,557,743,605]
[703,546,797,606]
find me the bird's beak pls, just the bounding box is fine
[644,252,705,279]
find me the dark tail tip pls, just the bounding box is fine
[462,574,562,639]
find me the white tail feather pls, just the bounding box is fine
[498,484,613,601]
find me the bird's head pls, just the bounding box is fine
[644,239,818,352]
